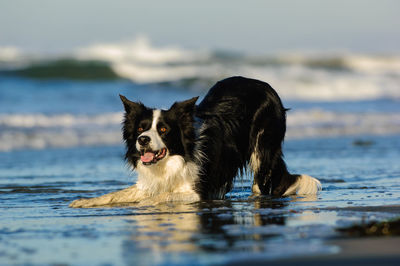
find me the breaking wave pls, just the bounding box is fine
[0,113,123,151]
[1,37,400,101]
[287,110,400,139]
[1,111,399,151]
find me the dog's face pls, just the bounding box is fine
[120,95,198,168]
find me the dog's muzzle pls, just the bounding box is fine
[137,136,167,165]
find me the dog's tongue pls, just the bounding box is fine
[141,152,155,163]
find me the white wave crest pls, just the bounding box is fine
[76,36,210,65]
[0,46,20,62]
[344,55,400,75]
[0,112,125,151]
[75,36,214,83]
[0,130,122,151]
[244,65,400,101]
[0,111,399,151]
[0,113,123,128]
[1,37,400,101]
[287,109,400,139]
[73,38,400,100]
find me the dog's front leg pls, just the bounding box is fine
[69,185,144,208]
[137,192,201,207]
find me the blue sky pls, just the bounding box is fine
[1,0,400,53]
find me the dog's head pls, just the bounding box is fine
[120,95,198,168]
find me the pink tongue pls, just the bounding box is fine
[141,152,155,163]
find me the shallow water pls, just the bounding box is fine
[1,136,399,265]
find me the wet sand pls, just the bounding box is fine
[244,237,400,266]
[232,205,400,266]
[322,205,400,214]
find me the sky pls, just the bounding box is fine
[1,0,400,54]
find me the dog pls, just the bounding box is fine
[70,76,321,208]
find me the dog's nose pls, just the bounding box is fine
[138,135,151,146]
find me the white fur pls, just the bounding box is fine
[136,109,164,152]
[136,155,199,197]
[69,154,201,208]
[250,130,263,194]
[249,129,263,173]
[252,183,261,194]
[283,175,322,196]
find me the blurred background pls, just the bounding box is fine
[0,0,400,151]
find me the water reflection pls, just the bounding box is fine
[121,198,290,264]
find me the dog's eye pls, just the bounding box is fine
[160,127,167,133]
[138,127,144,133]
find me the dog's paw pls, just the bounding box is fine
[136,198,159,207]
[69,198,98,208]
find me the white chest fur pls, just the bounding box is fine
[136,155,200,197]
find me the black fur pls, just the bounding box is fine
[120,76,300,200]
[120,96,150,168]
[161,97,199,162]
[194,76,298,199]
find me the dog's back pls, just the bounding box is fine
[194,76,321,199]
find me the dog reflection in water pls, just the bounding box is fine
[119,198,293,259]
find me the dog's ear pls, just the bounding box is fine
[169,96,199,115]
[170,97,199,155]
[119,94,144,114]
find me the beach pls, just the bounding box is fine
[0,41,400,265]
[1,135,399,265]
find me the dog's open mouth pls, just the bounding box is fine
[140,148,167,165]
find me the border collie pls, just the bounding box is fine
[70,76,321,208]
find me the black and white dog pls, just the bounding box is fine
[70,76,321,207]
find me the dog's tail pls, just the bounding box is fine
[283,175,322,196]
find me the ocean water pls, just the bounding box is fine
[1,39,400,265]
